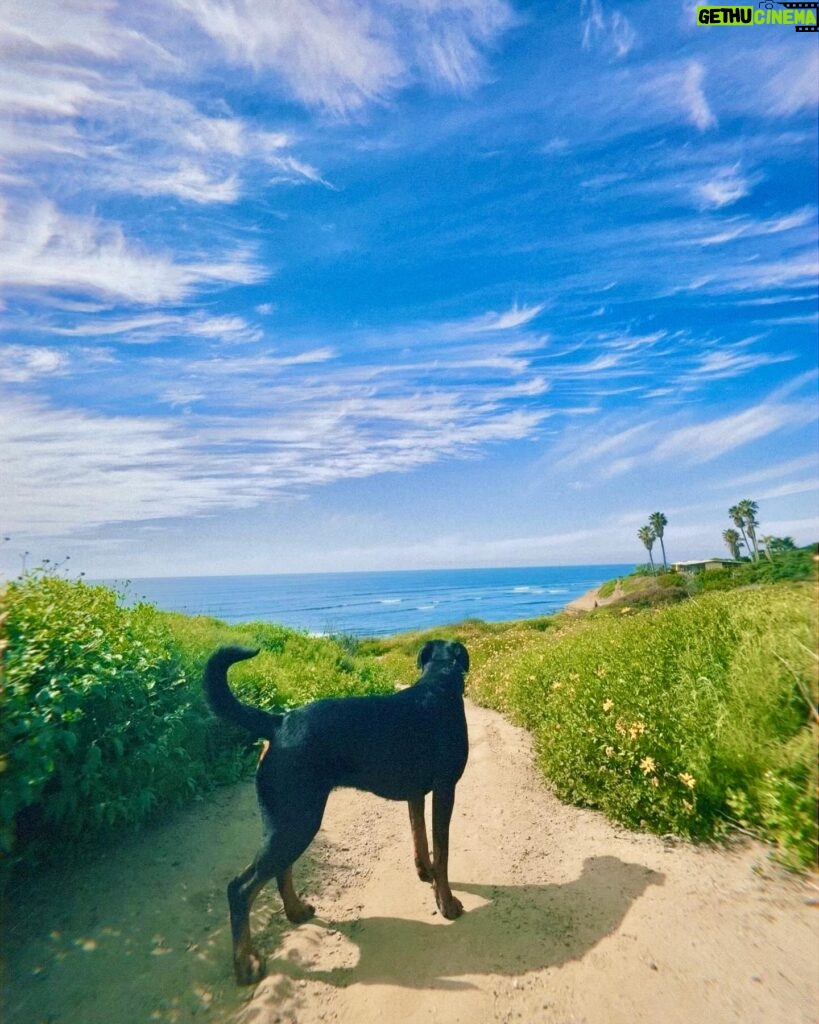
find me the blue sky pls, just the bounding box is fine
[0,0,817,579]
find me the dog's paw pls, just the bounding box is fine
[235,950,266,986]
[285,900,316,925]
[437,893,464,920]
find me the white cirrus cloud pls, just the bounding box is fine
[653,401,816,465]
[171,0,513,112]
[0,200,266,304]
[581,0,637,59]
[0,303,551,536]
[44,312,264,346]
[0,344,67,382]
[696,164,753,210]
[682,61,717,131]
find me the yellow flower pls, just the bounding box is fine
[605,746,615,758]
[650,776,660,788]
[629,721,646,740]
[679,772,696,789]
[602,698,614,712]
[640,756,656,774]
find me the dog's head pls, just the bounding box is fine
[417,639,470,676]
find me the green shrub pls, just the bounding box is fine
[468,584,818,866]
[0,576,394,868]
[0,575,221,862]
[693,547,816,593]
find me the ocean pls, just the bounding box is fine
[118,564,634,638]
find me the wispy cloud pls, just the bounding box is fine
[0,300,554,536]
[170,0,514,112]
[552,376,817,484]
[42,312,265,346]
[682,340,796,381]
[695,164,753,210]
[699,206,816,246]
[0,201,265,304]
[619,58,717,133]
[681,61,717,131]
[462,303,547,333]
[0,344,67,382]
[716,454,819,492]
[654,400,815,465]
[581,0,637,59]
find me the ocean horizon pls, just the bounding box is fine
[113,564,635,638]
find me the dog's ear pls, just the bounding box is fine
[453,642,470,674]
[417,641,435,669]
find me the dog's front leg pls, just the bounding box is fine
[431,784,464,919]
[408,797,434,882]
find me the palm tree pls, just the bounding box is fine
[737,499,760,561]
[648,512,668,570]
[722,528,743,561]
[638,525,657,574]
[728,504,750,560]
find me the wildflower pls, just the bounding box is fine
[682,799,694,813]
[602,698,614,712]
[605,746,615,758]
[552,680,562,690]
[650,776,660,788]
[628,721,646,740]
[679,772,696,789]
[615,718,627,735]
[594,665,607,678]
[640,756,656,774]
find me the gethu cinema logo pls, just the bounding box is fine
[697,2,819,29]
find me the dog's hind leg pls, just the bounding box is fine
[408,797,434,882]
[431,783,464,920]
[228,795,328,984]
[277,865,315,923]
[227,855,272,985]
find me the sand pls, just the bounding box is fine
[3,700,818,1024]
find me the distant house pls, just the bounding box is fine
[672,558,743,573]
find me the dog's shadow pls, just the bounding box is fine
[269,856,664,991]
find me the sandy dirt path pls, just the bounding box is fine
[3,700,817,1024]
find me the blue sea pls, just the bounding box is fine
[119,564,634,638]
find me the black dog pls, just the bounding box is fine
[203,639,470,984]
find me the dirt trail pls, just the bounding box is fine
[3,700,818,1024]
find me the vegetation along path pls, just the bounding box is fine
[4,699,817,1024]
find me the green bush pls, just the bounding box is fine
[0,575,216,862]
[693,547,816,592]
[0,575,393,867]
[468,585,818,867]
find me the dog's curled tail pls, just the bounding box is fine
[203,646,282,740]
